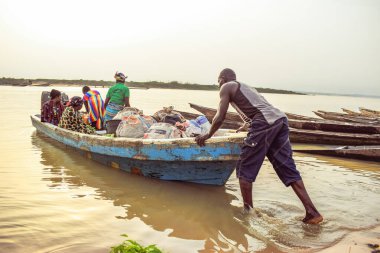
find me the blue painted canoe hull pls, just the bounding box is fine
[31,115,244,185]
[85,151,236,185]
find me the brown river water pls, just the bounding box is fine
[0,86,379,253]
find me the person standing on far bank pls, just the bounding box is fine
[195,68,323,224]
[104,71,131,123]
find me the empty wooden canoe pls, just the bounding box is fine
[294,145,380,162]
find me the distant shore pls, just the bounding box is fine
[0,77,305,95]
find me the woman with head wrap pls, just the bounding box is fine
[58,96,95,134]
[41,89,65,125]
[103,71,131,124]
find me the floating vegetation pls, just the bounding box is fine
[110,234,163,253]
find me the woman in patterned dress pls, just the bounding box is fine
[58,96,95,134]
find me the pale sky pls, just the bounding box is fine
[0,0,379,96]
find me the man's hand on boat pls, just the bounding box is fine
[195,133,211,147]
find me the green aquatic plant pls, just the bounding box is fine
[110,234,163,253]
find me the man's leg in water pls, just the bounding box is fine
[239,178,253,210]
[267,118,323,224]
[236,119,284,212]
[290,180,323,224]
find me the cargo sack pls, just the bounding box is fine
[143,123,182,139]
[175,120,202,137]
[139,115,157,132]
[163,114,183,125]
[186,120,202,137]
[195,115,211,135]
[113,107,140,120]
[116,115,145,138]
[152,106,185,122]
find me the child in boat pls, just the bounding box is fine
[58,96,95,134]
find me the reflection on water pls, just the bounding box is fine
[32,132,271,252]
[1,86,380,253]
[31,130,380,252]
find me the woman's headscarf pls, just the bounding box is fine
[114,71,127,82]
[69,96,83,107]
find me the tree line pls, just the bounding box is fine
[0,77,304,94]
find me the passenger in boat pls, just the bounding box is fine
[82,86,105,130]
[41,89,65,126]
[195,68,323,224]
[104,71,131,124]
[58,96,95,134]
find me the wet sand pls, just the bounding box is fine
[318,226,380,253]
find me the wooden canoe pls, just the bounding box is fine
[288,128,380,145]
[31,114,245,185]
[341,108,362,116]
[317,110,379,120]
[314,111,380,125]
[189,103,243,122]
[182,104,380,147]
[359,107,380,117]
[189,103,380,134]
[294,146,380,162]
[285,113,322,121]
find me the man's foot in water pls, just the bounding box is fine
[303,212,323,224]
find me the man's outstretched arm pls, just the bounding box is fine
[195,84,232,146]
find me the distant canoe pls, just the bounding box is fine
[359,107,380,117]
[189,103,242,122]
[189,103,380,134]
[31,115,245,185]
[31,81,50,87]
[289,128,380,146]
[294,146,380,162]
[314,111,380,125]
[285,113,322,121]
[288,119,380,134]
[341,108,362,116]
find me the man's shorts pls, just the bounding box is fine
[236,117,302,186]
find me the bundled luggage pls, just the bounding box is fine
[116,115,145,138]
[108,105,211,139]
[143,123,183,139]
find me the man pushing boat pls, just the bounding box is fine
[195,68,323,224]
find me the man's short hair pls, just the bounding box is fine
[50,89,61,99]
[219,68,236,81]
[82,86,90,94]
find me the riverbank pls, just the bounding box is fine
[0,77,305,94]
[318,225,380,253]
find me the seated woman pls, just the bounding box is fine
[58,96,95,134]
[41,89,65,125]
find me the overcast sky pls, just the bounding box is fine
[0,0,379,95]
